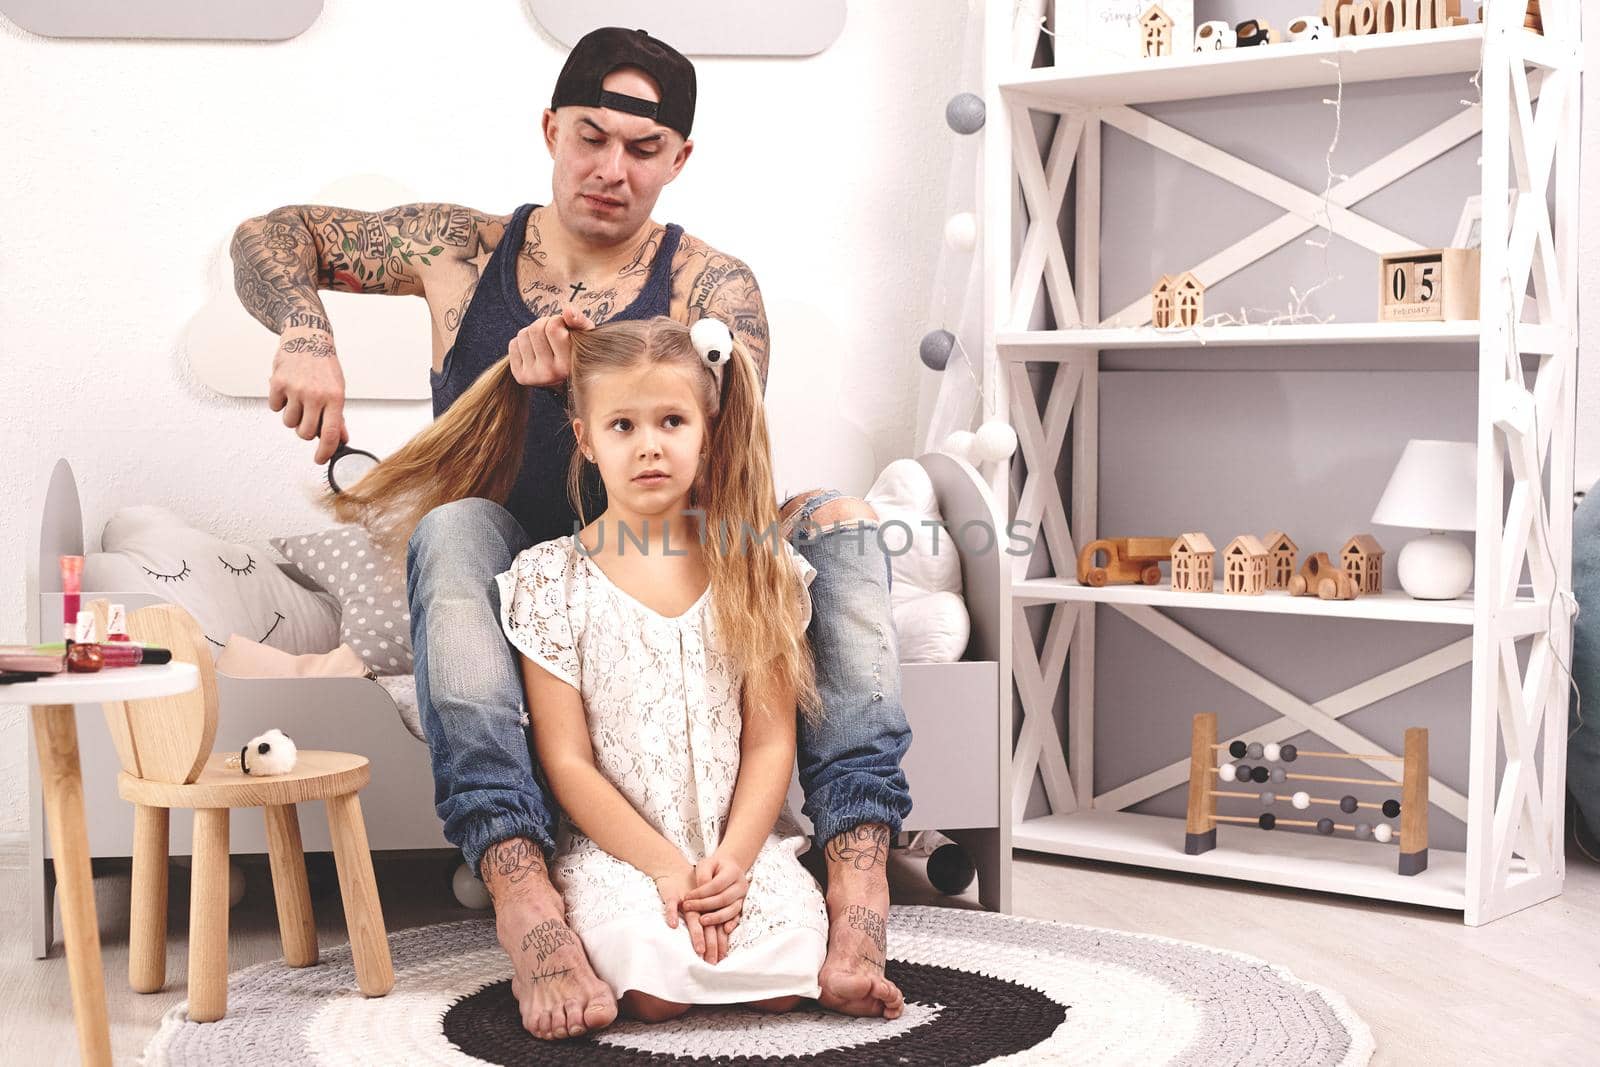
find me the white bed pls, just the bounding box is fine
[26,453,1008,958]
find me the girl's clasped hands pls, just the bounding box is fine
[654,852,750,965]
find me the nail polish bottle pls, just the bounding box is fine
[66,612,103,673]
[107,604,132,642]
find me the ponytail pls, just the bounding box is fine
[325,356,528,555]
[696,335,822,724]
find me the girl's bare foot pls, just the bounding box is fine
[620,990,691,1023]
[749,994,805,1013]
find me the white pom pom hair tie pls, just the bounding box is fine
[690,317,734,394]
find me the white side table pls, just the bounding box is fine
[10,663,200,1067]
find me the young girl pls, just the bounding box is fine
[341,315,828,1022]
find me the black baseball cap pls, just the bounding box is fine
[550,27,697,139]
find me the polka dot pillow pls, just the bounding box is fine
[270,527,413,675]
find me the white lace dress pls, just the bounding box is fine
[496,534,829,1004]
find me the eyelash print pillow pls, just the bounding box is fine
[82,506,341,658]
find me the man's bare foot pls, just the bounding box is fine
[817,824,905,1020]
[483,839,618,1040]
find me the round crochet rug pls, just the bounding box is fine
[140,906,1373,1066]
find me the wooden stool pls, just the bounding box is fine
[98,602,394,1021]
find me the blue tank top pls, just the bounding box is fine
[431,203,684,544]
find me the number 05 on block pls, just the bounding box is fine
[1379,247,1480,322]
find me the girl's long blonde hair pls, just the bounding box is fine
[329,315,820,723]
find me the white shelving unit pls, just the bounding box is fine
[998,321,1560,352]
[979,5,1582,926]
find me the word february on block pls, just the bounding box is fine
[1379,248,1480,322]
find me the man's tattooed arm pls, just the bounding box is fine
[824,823,891,873]
[680,245,771,391]
[229,209,329,334]
[229,202,506,334]
[280,335,336,358]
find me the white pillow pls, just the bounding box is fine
[864,459,970,663]
[271,526,414,676]
[84,506,340,658]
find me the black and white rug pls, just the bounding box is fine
[140,906,1373,1065]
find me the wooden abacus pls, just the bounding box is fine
[1184,712,1429,876]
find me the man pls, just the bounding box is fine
[230,27,912,1040]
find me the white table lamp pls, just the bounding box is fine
[1371,440,1477,600]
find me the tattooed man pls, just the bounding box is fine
[231,27,911,1041]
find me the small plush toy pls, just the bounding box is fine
[238,728,298,776]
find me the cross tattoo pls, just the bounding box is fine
[568,281,587,301]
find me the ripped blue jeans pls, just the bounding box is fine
[407,491,914,873]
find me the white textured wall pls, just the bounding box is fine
[0,1,966,831]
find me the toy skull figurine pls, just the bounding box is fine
[239,728,298,776]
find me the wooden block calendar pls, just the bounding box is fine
[1378,248,1480,322]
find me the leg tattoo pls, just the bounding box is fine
[845,904,887,954]
[825,824,890,873]
[482,838,549,901]
[522,919,576,959]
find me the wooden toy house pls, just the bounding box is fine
[1262,531,1298,590]
[1150,274,1175,328]
[1172,271,1205,327]
[1171,532,1216,592]
[1223,535,1269,595]
[1140,5,1175,57]
[1341,534,1385,594]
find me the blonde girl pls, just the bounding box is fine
[335,315,828,1024]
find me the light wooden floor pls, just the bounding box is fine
[2,832,1594,1065]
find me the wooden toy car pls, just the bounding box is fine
[1286,552,1360,600]
[1077,537,1173,587]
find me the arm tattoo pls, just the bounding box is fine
[230,211,330,334]
[231,202,502,335]
[481,838,548,899]
[825,824,890,873]
[281,335,335,358]
[681,248,770,390]
[846,904,888,954]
